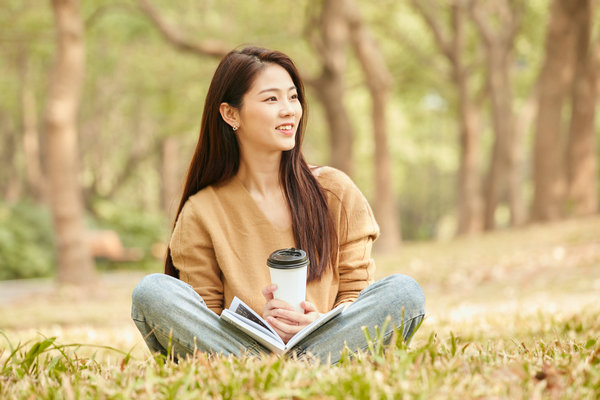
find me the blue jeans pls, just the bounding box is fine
[131,273,425,364]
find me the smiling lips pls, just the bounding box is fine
[276,123,295,136]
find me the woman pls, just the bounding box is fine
[131,46,425,364]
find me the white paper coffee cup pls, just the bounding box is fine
[267,248,309,313]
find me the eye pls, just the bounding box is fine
[265,96,277,102]
[290,93,299,100]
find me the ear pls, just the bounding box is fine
[219,103,240,130]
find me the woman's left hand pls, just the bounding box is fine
[262,284,321,343]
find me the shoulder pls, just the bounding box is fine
[315,166,380,239]
[184,186,216,211]
[314,166,374,216]
[314,166,363,198]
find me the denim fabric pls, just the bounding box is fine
[131,273,425,364]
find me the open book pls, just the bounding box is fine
[220,297,345,355]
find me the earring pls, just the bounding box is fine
[232,124,239,131]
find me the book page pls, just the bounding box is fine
[229,297,280,339]
[220,310,285,352]
[223,297,344,354]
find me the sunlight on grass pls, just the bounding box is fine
[1,309,599,399]
[1,217,600,398]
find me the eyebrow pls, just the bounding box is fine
[257,86,297,95]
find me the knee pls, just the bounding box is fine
[384,274,426,316]
[132,273,176,309]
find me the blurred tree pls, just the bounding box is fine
[2,0,595,254]
[137,0,229,58]
[346,0,402,249]
[410,0,484,235]
[0,2,52,203]
[44,0,95,285]
[469,0,526,229]
[135,0,228,220]
[566,0,598,216]
[304,0,355,176]
[531,0,580,221]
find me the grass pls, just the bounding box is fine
[1,217,600,399]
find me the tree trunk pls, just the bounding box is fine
[45,0,95,285]
[509,89,539,225]
[453,3,484,235]
[346,0,402,250]
[470,0,523,229]
[411,0,483,235]
[311,75,355,176]
[307,0,354,175]
[455,70,483,235]
[566,0,598,216]
[531,0,580,221]
[484,61,523,229]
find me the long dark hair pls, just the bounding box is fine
[165,46,337,282]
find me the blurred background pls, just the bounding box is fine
[0,0,598,285]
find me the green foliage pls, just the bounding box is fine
[93,200,166,249]
[0,332,129,397]
[90,199,167,271]
[0,201,55,280]
[0,198,166,280]
[0,0,590,251]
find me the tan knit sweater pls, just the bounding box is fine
[170,166,380,316]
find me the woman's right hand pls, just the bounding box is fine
[261,284,321,343]
[262,284,297,324]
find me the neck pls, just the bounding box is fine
[236,150,282,195]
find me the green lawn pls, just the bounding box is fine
[1,217,599,399]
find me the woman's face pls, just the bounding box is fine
[235,63,303,155]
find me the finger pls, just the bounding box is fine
[261,284,277,301]
[261,284,276,298]
[301,301,318,313]
[262,303,274,319]
[272,308,314,327]
[263,300,297,322]
[268,299,296,311]
[270,315,298,325]
[272,328,293,344]
[267,316,303,336]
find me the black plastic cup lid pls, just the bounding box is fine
[267,248,309,269]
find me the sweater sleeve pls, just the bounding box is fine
[170,198,224,314]
[333,174,380,307]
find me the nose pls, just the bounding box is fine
[280,99,296,117]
